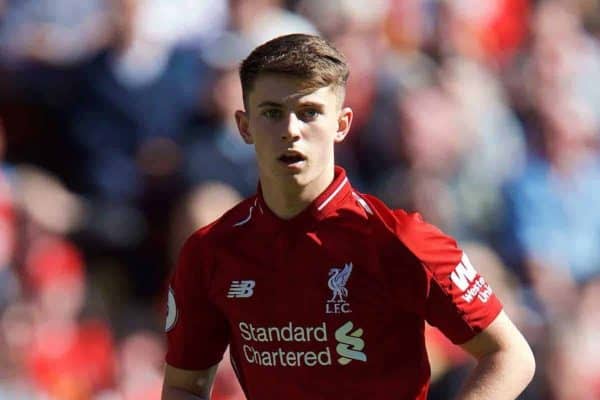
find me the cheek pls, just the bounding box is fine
[248,121,270,146]
[313,122,338,145]
[252,131,278,157]
[305,116,334,137]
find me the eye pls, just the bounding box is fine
[262,109,282,120]
[299,108,320,121]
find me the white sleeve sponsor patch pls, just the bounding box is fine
[450,253,493,303]
[450,253,477,291]
[165,287,178,332]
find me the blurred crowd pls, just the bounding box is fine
[0,0,599,398]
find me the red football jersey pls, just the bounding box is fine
[166,167,502,399]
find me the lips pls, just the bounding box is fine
[278,150,306,164]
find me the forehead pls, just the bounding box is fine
[247,74,338,108]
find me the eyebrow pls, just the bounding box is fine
[297,101,326,109]
[258,101,283,108]
[257,100,326,109]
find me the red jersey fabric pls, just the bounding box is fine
[166,166,502,399]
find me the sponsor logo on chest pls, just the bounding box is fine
[238,320,367,368]
[224,262,368,368]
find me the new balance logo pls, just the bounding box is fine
[227,280,256,298]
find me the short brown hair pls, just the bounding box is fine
[239,34,349,108]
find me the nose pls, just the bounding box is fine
[282,112,301,142]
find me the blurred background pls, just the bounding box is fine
[0,0,599,398]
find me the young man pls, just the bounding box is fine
[161,34,535,400]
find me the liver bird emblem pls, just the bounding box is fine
[328,263,353,303]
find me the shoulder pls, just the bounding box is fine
[176,195,257,260]
[357,193,445,239]
[174,196,257,283]
[185,196,258,248]
[358,193,462,267]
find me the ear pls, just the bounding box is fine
[235,110,253,144]
[334,107,353,143]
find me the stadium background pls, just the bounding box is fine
[0,0,599,398]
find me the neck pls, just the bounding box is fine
[260,167,335,220]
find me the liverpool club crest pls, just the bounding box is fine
[326,262,353,314]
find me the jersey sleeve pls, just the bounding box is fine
[394,211,503,345]
[165,231,230,369]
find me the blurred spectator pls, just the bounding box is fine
[24,236,116,399]
[0,162,116,399]
[297,0,388,39]
[130,0,229,47]
[501,96,600,317]
[96,330,165,400]
[0,301,39,398]
[433,0,529,66]
[228,0,317,47]
[59,0,209,305]
[580,0,600,39]
[0,119,18,310]
[365,56,526,244]
[183,34,258,197]
[544,277,600,400]
[439,57,526,240]
[374,83,467,235]
[521,0,600,125]
[0,0,112,65]
[16,165,85,236]
[67,0,203,202]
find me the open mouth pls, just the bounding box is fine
[278,151,306,165]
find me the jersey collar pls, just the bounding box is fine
[255,166,353,231]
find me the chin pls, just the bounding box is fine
[276,164,312,184]
[282,168,309,183]
[265,160,327,188]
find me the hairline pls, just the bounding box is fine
[242,72,346,112]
